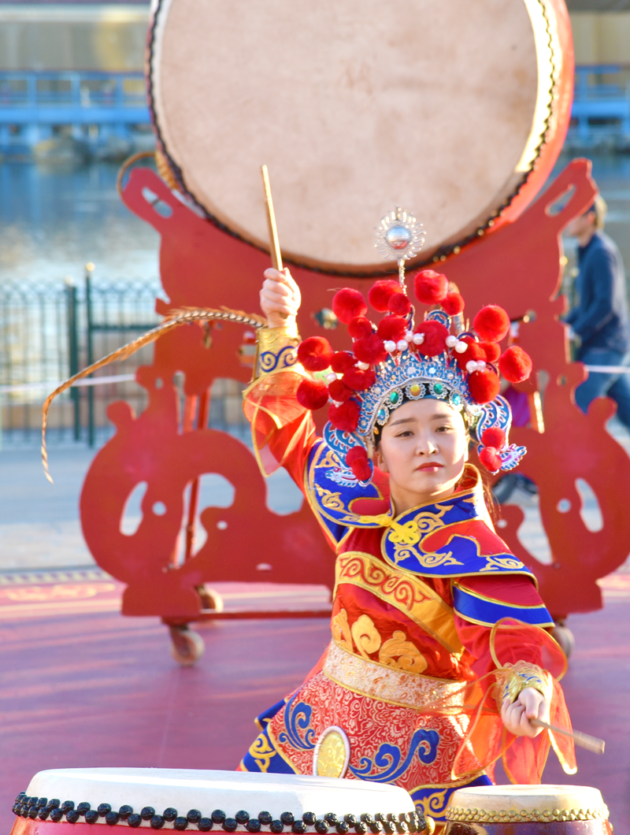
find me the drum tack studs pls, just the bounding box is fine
[106,812,121,826]
[99,804,113,817]
[164,808,179,822]
[281,812,295,826]
[223,818,239,832]
[292,823,307,834]
[315,820,329,833]
[189,810,203,823]
[38,808,50,820]
[303,813,317,826]
[325,815,338,826]
[258,813,273,826]
[236,811,250,825]
[174,817,189,830]
[270,821,284,833]
[128,813,142,827]
[77,802,91,815]
[151,814,166,829]
[211,810,226,824]
[66,810,80,823]
[50,809,63,822]
[119,805,134,819]
[198,818,213,832]
[247,821,262,833]
[85,810,100,823]
[141,807,156,820]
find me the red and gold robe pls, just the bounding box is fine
[239,325,575,823]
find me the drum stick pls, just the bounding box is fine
[260,164,287,319]
[261,165,283,272]
[530,718,605,754]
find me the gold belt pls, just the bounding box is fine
[323,641,465,711]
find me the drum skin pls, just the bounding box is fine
[446,823,612,835]
[148,0,574,273]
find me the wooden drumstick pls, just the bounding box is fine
[261,164,283,271]
[531,718,605,755]
[260,164,287,319]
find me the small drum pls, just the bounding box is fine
[148,0,571,273]
[445,785,612,835]
[11,768,420,835]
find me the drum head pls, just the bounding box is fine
[150,0,558,273]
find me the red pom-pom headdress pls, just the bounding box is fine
[291,210,531,481]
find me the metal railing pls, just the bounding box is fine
[570,64,630,143]
[0,271,250,448]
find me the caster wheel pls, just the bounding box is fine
[197,585,224,612]
[169,625,205,666]
[551,623,575,659]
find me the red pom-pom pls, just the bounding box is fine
[413,320,449,357]
[455,337,486,370]
[479,446,503,473]
[348,317,373,339]
[442,292,465,316]
[329,399,361,432]
[350,458,372,482]
[414,270,448,304]
[377,315,408,343]
[342,366,376,391]
[296,379,329,410]
[331,351,356,374]
[479,342,501,363]
[345,446,368,466]
[354,333,388,365]
[333,288,368,324]
[481,427,507,449]
[498,346,533,383]
[368,280,401,312]
[388,293,412,315]
[473,305,510,342]
[328,379,353,403]
[297,336,333,372]
[467,369,501,404]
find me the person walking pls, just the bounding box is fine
[565,194,630,429]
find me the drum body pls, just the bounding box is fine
[11,768,418,835]
[148,0,573,274]
[445,785,612,835]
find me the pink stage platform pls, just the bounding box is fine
[1,569,628,829]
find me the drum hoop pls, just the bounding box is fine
[147,0,557,277]
[446,804,609,824]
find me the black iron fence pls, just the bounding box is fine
[0,270,250,448]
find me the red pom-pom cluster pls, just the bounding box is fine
[467,369,501,404]
[328,379,353,403]
[388,293,412,315]
[354,333,388,365]
[296,379,329,411]
[473,305,510,342]
[479,446,503,474]
[297,336,333,372]
[498,346,533,383]
[442,292,465,316]
[377,315,408,343]
[348,317,372,339]
[331,351,355,374]
[329,399,361,432]
[481,427,506,449]
[343,366,376,391]
[368,280,403,313]
[413,320,449,357]
[345,446,371,482]
[414,270,448,304]
[333,288,367,324]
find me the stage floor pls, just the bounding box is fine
[1,569,628,830]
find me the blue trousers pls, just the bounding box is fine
[575,347,630,430]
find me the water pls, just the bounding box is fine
[0,153,629,288]
[0,160,159,285]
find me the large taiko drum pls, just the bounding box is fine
[148,0,572,274]
[11,769,423,835]
[445,785,612,835]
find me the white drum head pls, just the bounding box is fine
[19,768,415,826]
[149,0,556,272]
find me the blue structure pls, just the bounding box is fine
[0,70,150,151]
[570,65,630,144]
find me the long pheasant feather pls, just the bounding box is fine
[42,306,265,482]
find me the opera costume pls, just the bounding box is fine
[239,267,576,824]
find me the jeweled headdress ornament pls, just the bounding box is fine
[295,208,532,483]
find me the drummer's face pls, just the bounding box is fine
[375,398,468,514]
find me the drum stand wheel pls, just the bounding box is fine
[168,624,205,666]
[551,620,575,660]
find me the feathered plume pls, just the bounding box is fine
[42,306,265,482]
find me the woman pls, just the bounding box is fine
[240,266,575,824]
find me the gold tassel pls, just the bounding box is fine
[42,306,266,483]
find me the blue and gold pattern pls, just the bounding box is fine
[349,729,440,783]
[409,775,492,823]
[241,725,297,774]
[453,584,554,628]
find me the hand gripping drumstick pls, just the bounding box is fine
[530,718,605,755]
[260,164,288,319]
